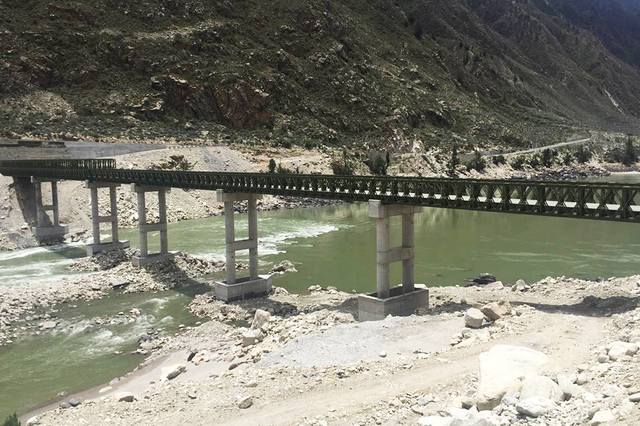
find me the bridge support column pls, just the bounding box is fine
[131,184,176,267]
[30,177,68,243]
[85,181,130,256]
[358,200,429,321]
[214,190,272,302]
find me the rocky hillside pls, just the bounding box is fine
[1,0,639,150]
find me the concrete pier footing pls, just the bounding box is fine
[358,200,429,321]
[214,190,272,302]
[131,184,176,267]
[30,177,68,242]
[85,181,130,256]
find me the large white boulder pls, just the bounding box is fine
[476,345,548,411]
[250,309,271,330]
[519,376,564,402]
[516,397,557,417]
[464,308,485,329]
[607,342,638,361]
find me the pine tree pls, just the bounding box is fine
[447,145,460,177]
[622,135,638,166]
[3,413,20,426]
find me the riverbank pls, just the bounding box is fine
[0,249,234,347]
[21,273,640,426]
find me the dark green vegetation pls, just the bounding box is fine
[604,135,639,166]
[2,413,20,426]
[1,0,640,148]
[5,158,640,222]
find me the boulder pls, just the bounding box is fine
[161,363,186,381]
[116,392,135,402]
[480,300,512,321]
[629,393,640,403]
[476,345,548,411]
[68,397,82,407]
[270,260,297,274]
[483,281,504,291]
[250,309,271,330]
[473,273,497,285]
[115,392,136,402]
[41,321,57,330]
[464,308,485,329]
[25,416,39,426]
[516,397,556,417]
[590,409,615,425]
[238,395,253,409]
[607,342,639,361]
[242,329,264,347]
[557,374,584,399]
[519,376,564,402]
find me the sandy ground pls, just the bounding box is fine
[20,274,640,426]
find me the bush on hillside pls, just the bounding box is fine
[3,413,20,426]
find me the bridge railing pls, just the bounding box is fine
[2,160,640,222]
[0,159,117,170]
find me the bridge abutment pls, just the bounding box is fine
[358,200,429,321]
[30,177,68,243]
[131,184,176,267]
[215,190,272,302]
[85,181,130,256]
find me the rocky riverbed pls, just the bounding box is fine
[15,271,640,426]
[0,249,241,347]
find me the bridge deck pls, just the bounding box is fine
[2,159,640,223]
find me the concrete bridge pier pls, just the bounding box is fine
[85,181,130,256]
[131,184,176,267]
[214,190,272,302]
[30,177,68,243]
[358,200,430,321]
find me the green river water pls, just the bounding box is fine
[2,173,640,419]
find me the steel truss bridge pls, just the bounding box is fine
[2,159,640,223]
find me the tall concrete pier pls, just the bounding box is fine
[85,181,130,256]
[358,200,429,321]
[215,190,272,302]
[30,177,68,242]
[131,184,175,267]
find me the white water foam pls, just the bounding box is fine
[192,222,339,259]
[0,241,85,262]
[259,224,339,255]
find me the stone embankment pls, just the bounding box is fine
[23,272,640,426]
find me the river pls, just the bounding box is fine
[2,173,640,419]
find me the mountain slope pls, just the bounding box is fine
[0,0,639,149]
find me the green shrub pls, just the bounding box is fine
[492,154,506,166]
[331,151,355,175]
[527,154,540,169]
[366,153,388,175]
[276,163,297,174]
[562,152,573,165]
[268,158,276,173]
[575,146,592,164]
[541,148,555,168]
[511,156,526,170]
[622,135,638,166]
[447,145,460,176]
[3,413,20,426]
[466,151,486,173]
